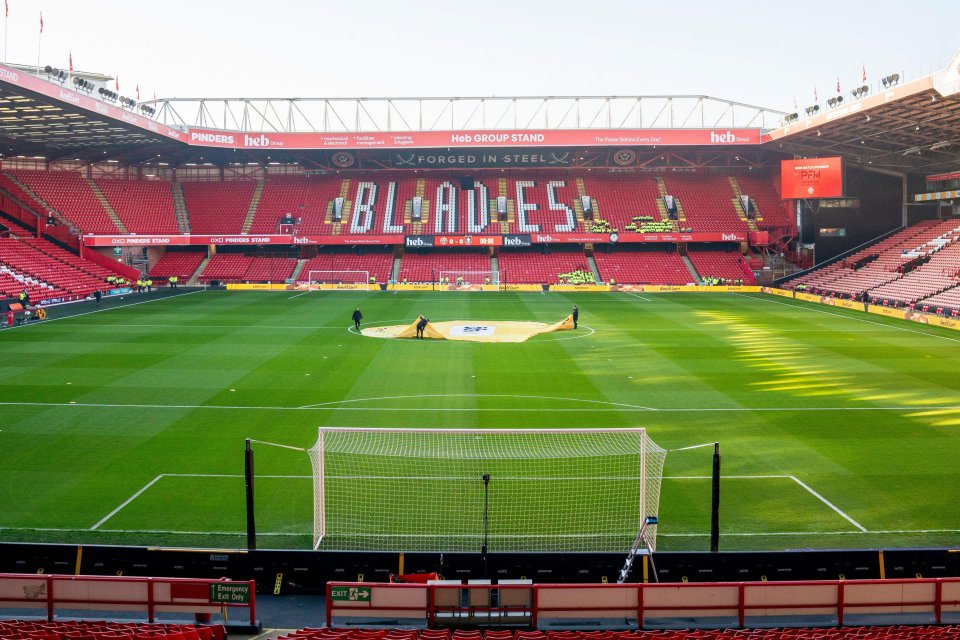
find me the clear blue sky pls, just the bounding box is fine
[5,0,958,112]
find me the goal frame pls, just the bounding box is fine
[306,270,370,291]
[308,427,667,552]
[433,269,503,291]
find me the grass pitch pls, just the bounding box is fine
[1,289,959,552]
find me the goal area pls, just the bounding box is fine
[433,269,502,291]
[306,270,370,291]
[308,427,667,553]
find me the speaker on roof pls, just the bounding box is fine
[460,176,475,190]
[332,197,344,221]
[580,195,593,220]
[496,196,507,221]
[412,196,423,221]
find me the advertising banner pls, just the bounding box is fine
[83,231,748,247]
[184,127,763,151]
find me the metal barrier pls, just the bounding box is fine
[327,577,960,629]
[0,573,257,625]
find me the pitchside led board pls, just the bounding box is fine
[780,157,844,199]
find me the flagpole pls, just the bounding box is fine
[36,13,41,74]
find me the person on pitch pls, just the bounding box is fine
[416,315,428,339]
[352,307,363,330]
[572,304,579,329]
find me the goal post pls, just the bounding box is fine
[434,269,503,291]
[308,427,667,553]
[305,270,370,291]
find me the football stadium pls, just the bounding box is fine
[2,3,960,635]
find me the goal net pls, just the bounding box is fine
[307,427,667,553]
[434,270,502,291]
[306,270,370,291]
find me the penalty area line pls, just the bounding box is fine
[789,475,867,532]
[90,474,164,531]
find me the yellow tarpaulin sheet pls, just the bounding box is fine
[362,315,575,343]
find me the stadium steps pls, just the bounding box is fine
[172,181,191,233]
[574,178,587,229]
[188,256,211,285]
[290,259,307,283]
[655,176,685,225]
[729,176,763,228]
[241,179,265,234]
[681,254,702,284]
[391,254,401,282]
[84,177,128,234]
[587,254,602,283]
[496,178,515,234]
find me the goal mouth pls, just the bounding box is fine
[309,428,667,553]
[360,317,574,343]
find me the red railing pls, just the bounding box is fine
[327,577,960,629]
[0,573,257,625]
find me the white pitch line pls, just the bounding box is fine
[298,393,656,411]
[736,293,960,344]
[90,474,164,530]
[789,475,867,532]
[665,474,866,532]
[623,292,653,302]
[1,400,958,413]
[287,290,313,300]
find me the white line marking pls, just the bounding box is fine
[788,475,867,532]
[624,292,653,302]
[287,290,312,300]
[298,393,656,411]
[664,474,865,531]
[737,293,960,344]
[90,475,163,530]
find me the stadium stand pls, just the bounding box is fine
[181,181,256,234]
[195,254,296,283]
[868,241,960,306]
[0,237,116,298]
[687,247,754,284]
[249,175,343,235]
[593,247,693,285]
[733,174,794,231]
[244,257,297,282]
[786,220,951,297]
[918,285,960,316]
[398,250,491,283]
[660,175,749,234]
[499,248,588,285]
[0,619,224,640]
[8,170,121,234]
[580,175,666,233]
[197,254,253,283]
[298,250,395,285]
[95,178,180,234]
[149,251,206,283]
